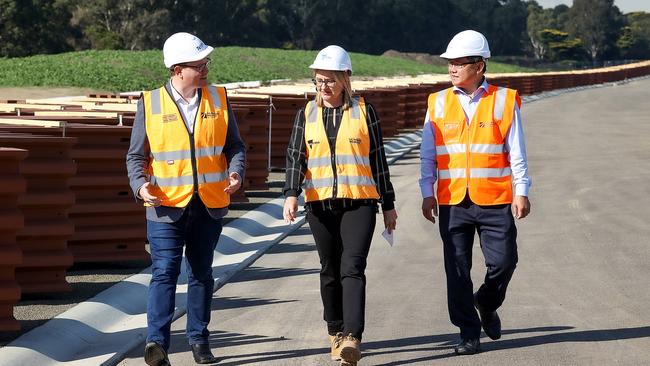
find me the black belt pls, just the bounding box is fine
[307,198,377,211]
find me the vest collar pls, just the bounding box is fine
[165,80,201,105]
[452,78,489,98]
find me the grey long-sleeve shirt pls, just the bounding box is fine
[126,81,246,222]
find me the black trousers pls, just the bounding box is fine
[307,201,377,339]
[438,197,518,339]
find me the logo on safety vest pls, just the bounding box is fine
[349,138,361,144]
[201,111,219,119]
[162,114,178,123]
[479,121,496,128]
[307,139,320,149]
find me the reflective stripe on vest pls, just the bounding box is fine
[302,97,380,202]
[427,85,519,205]
[143,85,230,208]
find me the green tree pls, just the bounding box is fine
[567,0,622,61]
[490,0,529,55]
[618,12,650,59]
[161,0,269,48]
[539,29,586,60]
[0,0,73,57]
[527,2,554,59]
[70,0,171,50]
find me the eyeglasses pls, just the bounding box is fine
[178,58,211,72]
[312,78,337,88]
[447,59,481,70]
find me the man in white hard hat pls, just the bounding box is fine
[419,30,531,355]
[127,32,246,365]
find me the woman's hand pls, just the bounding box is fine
[383,208,398,233]
[283,196,299,223]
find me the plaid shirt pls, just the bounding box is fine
[283,102,395,211]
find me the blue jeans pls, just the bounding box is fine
[146,198,223,350]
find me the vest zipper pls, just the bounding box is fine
[466,117,471,197]
[189,131,199,193]
[169,85,200,194]
[331,108,338,198]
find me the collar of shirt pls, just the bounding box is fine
[169,80,199,107]
[453,79,490,101]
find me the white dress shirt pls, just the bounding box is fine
[419,79,531,199]
[169,81,199,134]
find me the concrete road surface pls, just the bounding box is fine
[118,77,650,365]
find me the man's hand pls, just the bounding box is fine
[283,196,299,223]
[512,195,531,219]
[383,209,398,233]
[421,196,438,223]
[139,182,161,206]
[224,172,242,194]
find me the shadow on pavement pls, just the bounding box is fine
[159,325,650,365]
[487,325,650,351]
[211,296,298,311]
[226,266,319,283]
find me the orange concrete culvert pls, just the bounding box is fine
[0,134,76,295]
[0,148,27,333]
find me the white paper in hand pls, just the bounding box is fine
[382,228,394,247]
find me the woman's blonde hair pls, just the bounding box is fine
[314,70,354,110]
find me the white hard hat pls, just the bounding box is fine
[309,45,352,73]
[440,30,491,59]
[163,32,214,68]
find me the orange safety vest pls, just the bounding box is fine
[142,85,230,208]
[303,97,380,202]
[427,85,520,205]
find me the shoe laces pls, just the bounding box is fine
[333,332,344,348]
[344,333,360,343]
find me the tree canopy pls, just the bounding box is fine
[1,0,649,62]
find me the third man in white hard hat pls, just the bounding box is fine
[419,30,531,355]
[127,32,246,365]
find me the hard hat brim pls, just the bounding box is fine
[440,50,490,60]
[164,46,214,68]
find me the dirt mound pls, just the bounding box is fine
[382,50,447,66]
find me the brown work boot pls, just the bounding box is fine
[329,332,343,360]
[339,334,361,365]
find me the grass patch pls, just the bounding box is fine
[0,48,537,92]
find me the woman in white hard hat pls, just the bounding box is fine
[127,32,246,366]
[283,45,398,366]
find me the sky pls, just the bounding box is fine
[535,0,650,13]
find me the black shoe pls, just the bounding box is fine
[191,343,218,364]
[144,342,171,366]
[454,338,480,355]
[474,293,502,340]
